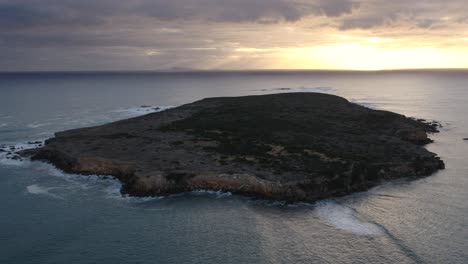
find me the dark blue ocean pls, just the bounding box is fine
[0,70,467,264]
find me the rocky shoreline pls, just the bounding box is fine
[20,93,445,202]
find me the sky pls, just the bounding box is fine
[1,0,468,71]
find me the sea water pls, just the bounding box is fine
[0,70,467,264]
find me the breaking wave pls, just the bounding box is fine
[0,140,44,167]
[191,189,233,198]
[112,105,174,117]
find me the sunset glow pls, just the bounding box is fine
[1,0,468,71]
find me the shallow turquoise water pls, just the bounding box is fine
[1,71,467,263]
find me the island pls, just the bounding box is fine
[23,93,445,202]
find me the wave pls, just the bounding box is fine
[37,161,234,202]
[349,99,378,109]
[28,160,168,203]
[27,122,51,129]
[191,189,233,198]
[315,200,383,236]
[111,189,232,203]
[0,123,7,128]
[0,140,44,167]
[112,105,174,117]
[26,184,63,199]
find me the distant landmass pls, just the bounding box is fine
[159,67,196,72]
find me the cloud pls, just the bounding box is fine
[0,0,357,31]
[139,0,358,22]
[0,0,467,71]
[338,0,468,30]
[318,0,358,17]
[0,0,359,50]
[0,0,112,29]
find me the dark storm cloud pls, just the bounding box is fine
[0,0,114,29]
[0,0,358,50]
[138,0,357,22]
[318,0,358,17]
[338,0,468,30]
[0,0,357,30]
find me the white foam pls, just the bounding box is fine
[26,184,63,199]
[191,189,232,198]
[118,194,165,203]
[34,161,117,188]
[0,156,30,167]
[0,123,7,128]
[0,140,44,167]
[29,160,167,203]
[315,200,383,236]
[350,99,378,109]
[27,122,51,129]
[112,105,174,117]
[2,137,227,203]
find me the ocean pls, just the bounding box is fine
[0,70,467,264]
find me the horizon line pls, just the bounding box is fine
[1,68,468,74]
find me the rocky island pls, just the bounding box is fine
[24,93,445,202]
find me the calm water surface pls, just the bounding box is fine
[0,71,467,264]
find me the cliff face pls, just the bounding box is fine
[27,93,444,202]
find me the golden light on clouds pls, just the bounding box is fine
[2,0,468,71]
[226,27,468,70]
[254,44,468,70]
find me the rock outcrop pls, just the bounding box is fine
[24,93,445,202]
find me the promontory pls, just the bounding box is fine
[24,93,445,202]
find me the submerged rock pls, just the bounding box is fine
[23,93,445,202]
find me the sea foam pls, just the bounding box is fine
[191,189,233,198]
[112,105,174,117]
[26,122,51,129]
[26,184,63,199]
[315,200,383,236]
[350,99,379,109]
[0,140,45,167]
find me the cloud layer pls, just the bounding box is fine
[0,0,467,70]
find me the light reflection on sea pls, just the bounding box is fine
[0,70,467,264]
